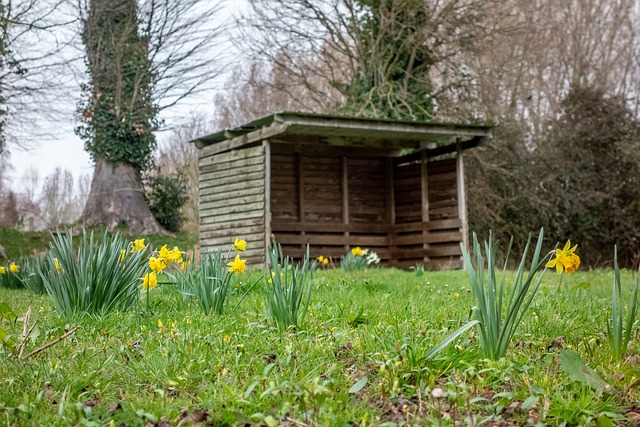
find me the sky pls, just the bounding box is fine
[5,1,248,194]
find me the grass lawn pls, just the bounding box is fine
[0,225,198,259]
[1,267,639,426]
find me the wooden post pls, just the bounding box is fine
[296,152,305,250]
[421,150,430,266]
[342,156,350,252]
[385,157,396,265]
[263,140,272,266]
[456,140,469,265]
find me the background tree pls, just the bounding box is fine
[77,0,225,234]
[0,0,78,154]
[78,0,162,234]
[537,86,640,266]
[465,0,640,265]
[243,0,502,121]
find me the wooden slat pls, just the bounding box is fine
[200,186,265,204]
[202,236,264,249]
[199,218,264,233]
[429,245,462,257]
[199,160,264,180]
[275,234,390,247]
[393,219,462,233]
[201,224,267,240]
[201,201,264,218]
[199,145,264,167]
[199,178,264,197]
[271,221,391,234]
[199,155,264,172]
[201,209,264,225]
[200,194,265,213]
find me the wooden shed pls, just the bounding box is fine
[193,112,492,269]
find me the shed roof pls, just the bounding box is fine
[192,111,493,154]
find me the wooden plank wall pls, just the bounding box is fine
[199,144,266,266]
[269,144,391,263]
[393,157,463,270]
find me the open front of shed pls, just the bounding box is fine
[192,112,492,270]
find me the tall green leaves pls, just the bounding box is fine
[608,246,639,359]
[462,229,548,360]
[174,251,256,316]
[42,229,148,317]
[265,237,314,331]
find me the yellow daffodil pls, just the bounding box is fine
[227,254,246,274]
[142,272,158,290]
[158,245,172,261]
[0,266,5,274]
[351,247,363,256]
[234,238,247,252]
[149,257,166,274]
[454,293,460,298]
[54,258,61,274]
[170,246,183,263]
[180,261,187,271]
[317,255,329,265]
[546,240,581,275]
[131,238,145,252]
[9,262,18,273]
[119,249,126,263]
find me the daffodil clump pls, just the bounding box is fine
[265,237,315,331]
[317,255,330,268]
[142,243,185,292]
[0,261,23,289]
[452,231,586,360]
[457,229,551,360]
[42,229,149,317]
[340,246,380,271]
[172,238,253,315]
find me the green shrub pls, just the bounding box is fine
[144,169,189,232]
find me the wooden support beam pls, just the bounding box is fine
[264,140,272,264]
[385,157,396,265]
[456,141,469,261]
[421,150,430,265]
[342,156,350,252]
[296,152,305,250]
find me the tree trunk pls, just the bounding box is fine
[81,156,166,235]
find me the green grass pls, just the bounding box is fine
[0,225,198,260]
[0,226,51,258]
[1,268,639,426]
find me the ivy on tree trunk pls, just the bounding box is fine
[77,0,164,234]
